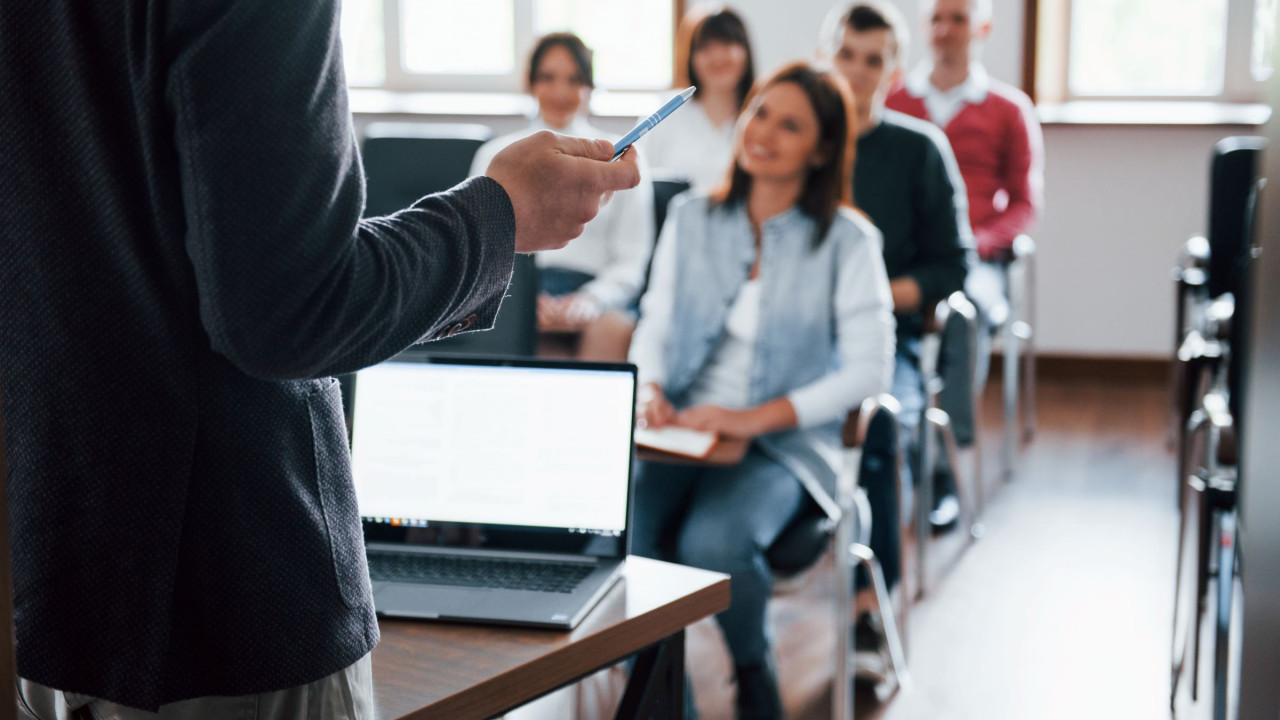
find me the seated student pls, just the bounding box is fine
[628,62,894,720]
[641,5,756,193]
[470,33,654,359]
[886,0,1043,366]
[819,0,973,570]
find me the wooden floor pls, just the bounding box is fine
[679,374,1183,720]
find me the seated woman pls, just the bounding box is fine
[469,33,654,359]
[641,5,756,193]
[628,62,894,720]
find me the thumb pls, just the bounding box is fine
[560,135,615,161]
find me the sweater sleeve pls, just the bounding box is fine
[905,127,974,303]
[166,2,515,381]
[972,93,1044,259]
[787,222,896,428]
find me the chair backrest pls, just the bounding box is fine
[361,122,495,218]
[1206,137,1266,299]
[650,173,692,241]
[934,292,980,448]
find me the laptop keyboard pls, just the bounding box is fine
[367,552,595,594]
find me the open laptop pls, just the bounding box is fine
[349,353,636,629]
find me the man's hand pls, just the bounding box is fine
[485,131,641,254]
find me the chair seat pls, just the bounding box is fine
[766,500,835,578]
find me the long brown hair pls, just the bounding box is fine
[710,62,857,245]
[675,6,756,111]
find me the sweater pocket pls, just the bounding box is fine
[308,377,372,609]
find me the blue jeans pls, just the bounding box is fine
[631,448,805,668]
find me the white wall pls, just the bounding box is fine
[688,0,1260,358]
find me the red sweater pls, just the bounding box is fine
[887,78,1043,260]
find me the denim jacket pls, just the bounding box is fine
[631,194,894,502]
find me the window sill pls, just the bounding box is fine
[1036,101,1271,127]
[348,88,668,120]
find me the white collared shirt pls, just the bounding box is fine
[470,116,655,310]
[905,62,990,128]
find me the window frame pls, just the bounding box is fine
[1027,0,1266,105]
[349,0,684,94]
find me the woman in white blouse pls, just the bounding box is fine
[640,6,756,193]
[470,33,653,356]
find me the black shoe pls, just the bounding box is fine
[735,660,783,720]
[929,493,960,534]
[852,613,887,685]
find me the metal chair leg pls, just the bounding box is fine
[1001,315,1018,482]
[926,408,982,541]
[850,544,911,694]
[1171,411,1209,708]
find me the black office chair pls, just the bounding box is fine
[1169,137,1262,717]
[360,122,494,216]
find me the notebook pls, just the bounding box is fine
[349,353,637,629]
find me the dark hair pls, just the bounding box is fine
[841,1,910,62]
[527,33,594,90]
[676,7,755,111]
[710,62,857,245]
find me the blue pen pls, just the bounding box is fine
[610,86,696,161]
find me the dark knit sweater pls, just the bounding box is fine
[854,110,974,342]
[0,0,514,709]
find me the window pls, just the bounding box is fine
[340,0,678,92]
[1033,0,1270,103]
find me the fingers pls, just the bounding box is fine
[556,134,615,162]
[597,148,641,192]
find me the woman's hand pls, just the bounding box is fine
[637,383,676,430]
[537,293,601,331]
[673,405,760,439]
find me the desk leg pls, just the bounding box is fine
[614,630,686,720]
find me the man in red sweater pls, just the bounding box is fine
[886,0,1043,310]
[886,0,1043,525]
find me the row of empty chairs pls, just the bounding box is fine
[1169,136,1263,719]
[355,120,1039,717]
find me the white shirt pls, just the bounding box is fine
[905,62,990,128]
[683,278,761,409]
[637,98,736,193]
[470,116,655,310]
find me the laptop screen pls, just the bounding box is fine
[349,354,636,556]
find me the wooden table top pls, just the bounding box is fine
[371,556,730,720]
[635,436,749,467]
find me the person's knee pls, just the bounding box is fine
[674,528,759,575]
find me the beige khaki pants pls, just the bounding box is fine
[16,654,371,720]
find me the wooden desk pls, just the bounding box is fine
[371,556,729,720]
[635,437,749,467]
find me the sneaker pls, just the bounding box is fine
[929,493,960,533]
[735,659,784,720]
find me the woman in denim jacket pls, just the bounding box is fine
[629,62,894,719]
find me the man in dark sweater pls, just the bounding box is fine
[0,2,638,717]
[821,0,974,591]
